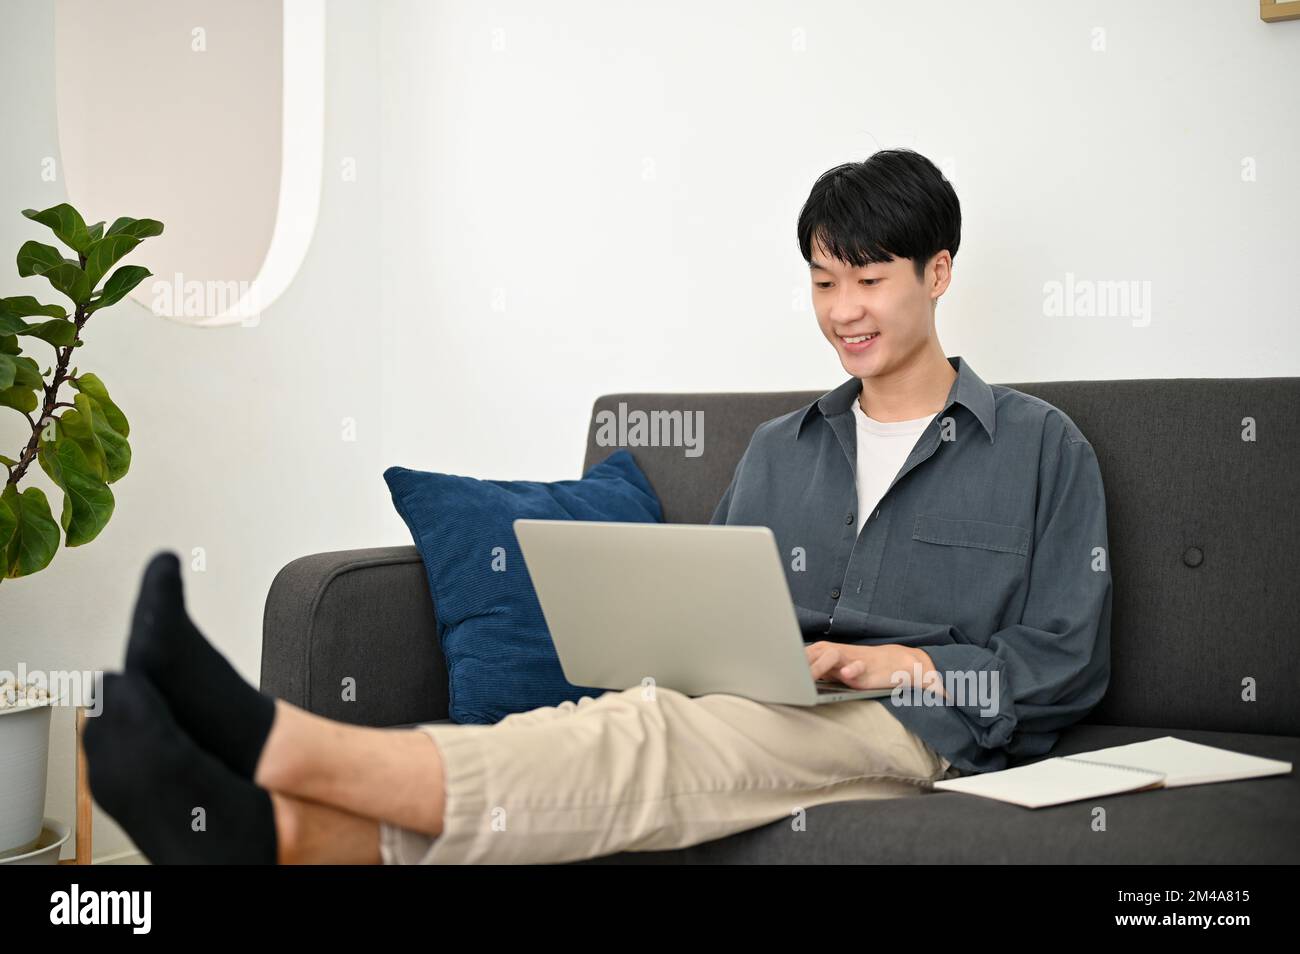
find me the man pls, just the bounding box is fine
[717,149,1111,777]
[84,149,1110,864]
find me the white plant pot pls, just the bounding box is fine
[0,818,70,865]
[0,698,54,856]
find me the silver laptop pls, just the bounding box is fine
[513,519,893,705]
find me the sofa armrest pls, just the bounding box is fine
[260,546,450,728]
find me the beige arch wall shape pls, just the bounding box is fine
[54,0,324,326]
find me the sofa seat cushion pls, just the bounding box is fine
[570,724,1299,864]
[380,720,1296,863]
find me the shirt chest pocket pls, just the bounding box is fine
[895,514,1031,632]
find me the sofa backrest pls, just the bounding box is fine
[582,376,1300,737]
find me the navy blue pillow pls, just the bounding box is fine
[383,449,663,724]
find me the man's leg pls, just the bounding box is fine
[89,666,944,864]
[113,552,949,864]
[270,792,382,864]
[265,695,610,861]
[378,686,953,865]
[253,702,450,836]
[85,670,439,864]
[115,549,599,841]
[252,691,608,835]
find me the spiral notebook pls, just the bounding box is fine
[932,736,1293,809]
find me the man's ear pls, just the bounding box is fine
[929,250,953,299]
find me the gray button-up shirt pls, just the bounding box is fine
[709,355,1112,774]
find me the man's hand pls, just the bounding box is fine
[805,641,944,696]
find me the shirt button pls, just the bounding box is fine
[1183,546,1204,568]
[845,513,854,525]
[831,587,841,599]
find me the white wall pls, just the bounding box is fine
[1,0,1296,861]
[1,0,385,861]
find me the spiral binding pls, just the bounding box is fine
[1060,755,1166,779]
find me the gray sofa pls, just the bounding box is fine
[260,375,1300,863]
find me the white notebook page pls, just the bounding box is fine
[933,758,1163,809]
[1065,736,1292,788]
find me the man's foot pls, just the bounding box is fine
[83,671,278,864]
[124,550,277,780]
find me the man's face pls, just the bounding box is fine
[809,236,945,379]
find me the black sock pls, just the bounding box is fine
[83,672,278,865]
[124,550,277,780]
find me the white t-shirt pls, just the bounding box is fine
[851,399,937,536]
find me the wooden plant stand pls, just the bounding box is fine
[56,707,92,865]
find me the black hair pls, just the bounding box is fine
[796,148,961,282]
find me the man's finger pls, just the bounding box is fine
[809,646,841,681]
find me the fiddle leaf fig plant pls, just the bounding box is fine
[0,202,163,579]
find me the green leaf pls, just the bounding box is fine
[17,318,77,348]
[0,354,42,414]
[71,373,128,437]
[38,263,92,305]
[16,240,68,277]
[105,217,164,240]
[22,203,92,254]
[0,339,39,414]
[0,299,68,347]
[9,354,42,388]
[38,431,114,547]
[0,312,29,337]
[60,392,131,483]
[0,385,38,414]
[0,493,15,553]
[1,483,60,577]
[84,234,142,289]
[0,296,67,320]
[86,265,152,314]
[54,402,104,479]
[85,222,105,243]
[0,353,47,389]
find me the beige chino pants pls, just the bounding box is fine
[378,686,958,865]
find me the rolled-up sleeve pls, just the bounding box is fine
[827,433,1112,766]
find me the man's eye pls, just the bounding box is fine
[861,279,879,286]
[814,281,832,289]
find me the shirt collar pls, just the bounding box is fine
[795,354,997,444]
